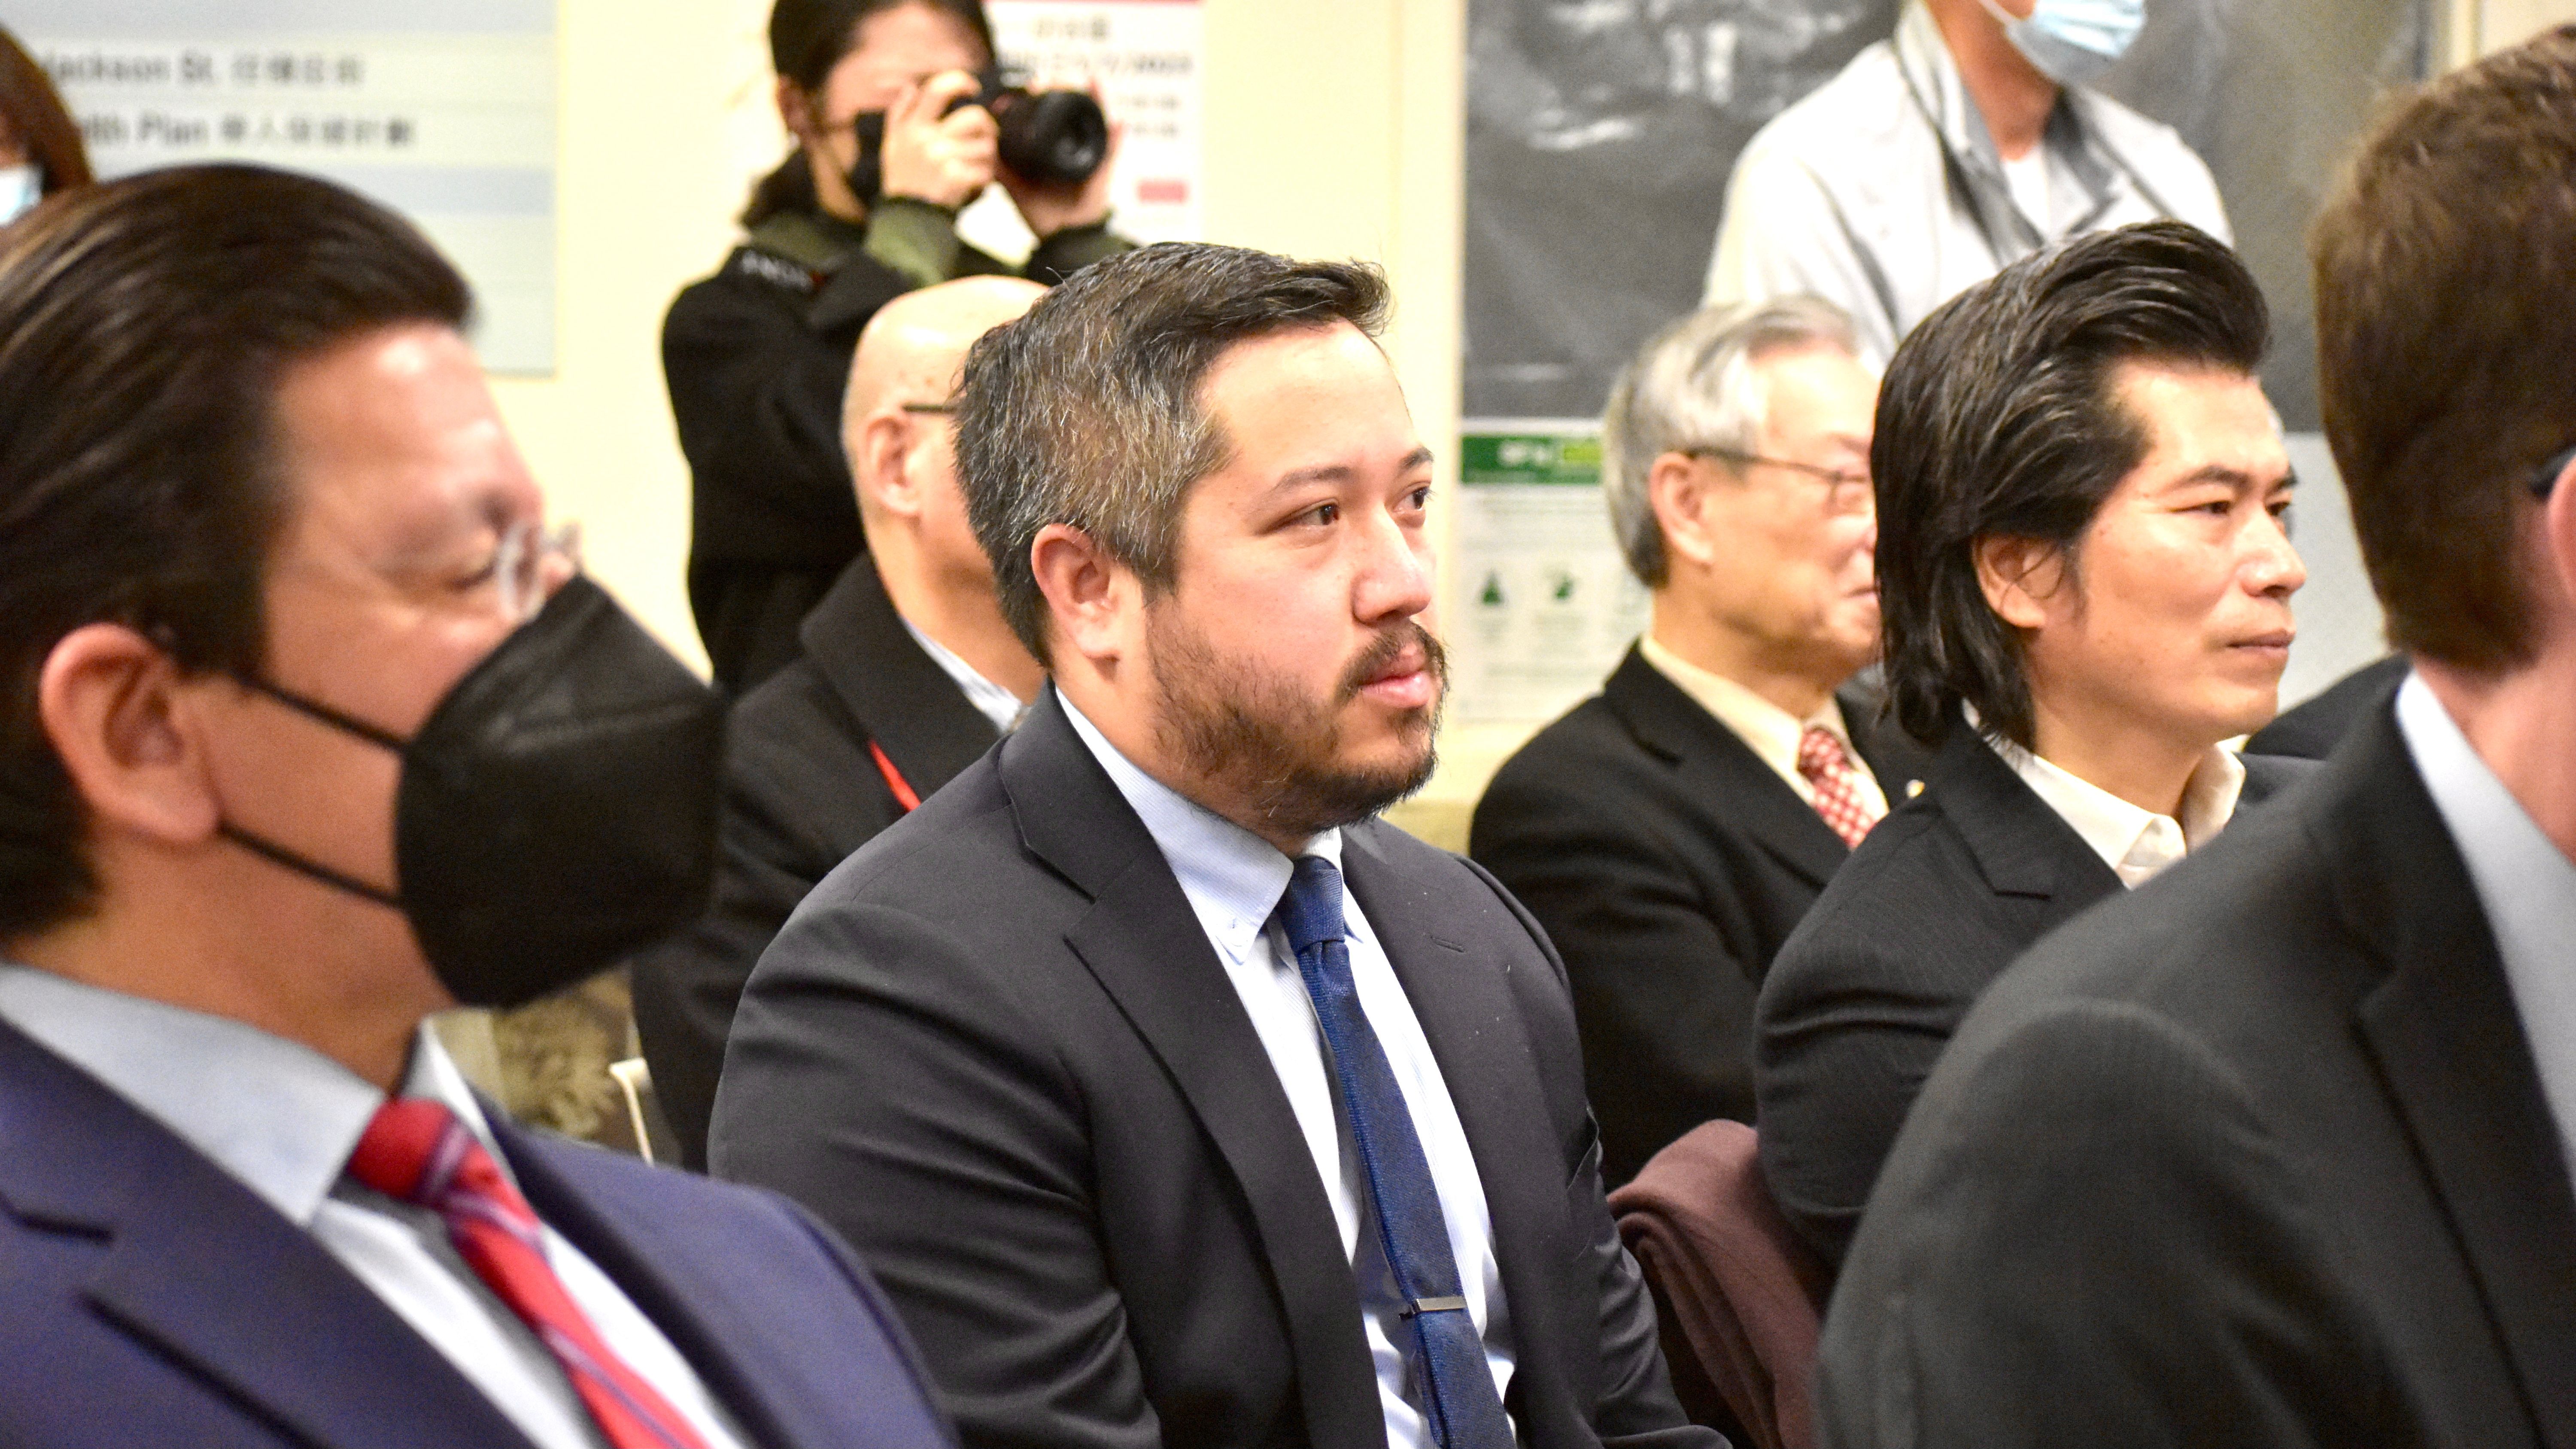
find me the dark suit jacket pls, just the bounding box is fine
[1752,721,2309,1265]
[710,690,1720,1449]
[2246,654,2409,759]
[1815,701,2576,1448]
[0,1015,952,1449]
[1469,648,1932,1186]
[631,558,1000,1170]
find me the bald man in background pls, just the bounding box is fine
[632,276,1044,1169]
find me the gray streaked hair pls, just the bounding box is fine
[1601,295,1859,586]
[952,242,1390,664]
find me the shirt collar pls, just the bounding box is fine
[2394,672,2576,1037]
[0,966,503,1225]
[902,616,1026,735]
[1637,635,1856,781]
[1976,717,2246,887]
[1059,694,1354,960]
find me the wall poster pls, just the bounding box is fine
[20,0,559,374]
[957,0,1204,260]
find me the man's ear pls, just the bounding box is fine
[848,410,920,524]
[1975,535,2067,632]
[37,624,224,847]
[1648,451,1719,571]
[1028,523,1137,670]
[2544,452,2576,617]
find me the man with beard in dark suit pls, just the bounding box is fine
[631,276,1042,1169]
[713,243,1719,1449]
[1816,29,2576,1446]
[1472,295,1929,1188]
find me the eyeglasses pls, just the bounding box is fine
[900,400,954,416]
[1686,447,1874,515]
[2534,444,2575,500]
[494,519,582,625]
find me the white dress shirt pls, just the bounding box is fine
[1061,698,1519,1449]
[903,616,1025,735]
[2395,673,2576,1190]
[0,966,749,1449]
[1637,635,1890,818]
[1981,724,2247,887]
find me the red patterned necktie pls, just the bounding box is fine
[348,1099,711,1449]
[1797,725,1883,849]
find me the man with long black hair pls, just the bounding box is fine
[1753,219,2311,1267]
[1819,29,2576,1446]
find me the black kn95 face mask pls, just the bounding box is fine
[220,576,726,1009]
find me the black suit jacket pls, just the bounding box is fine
[2246,654,2409,759]
[630,559,999,1169]
[709,690,1719,1449]
[1752,721,2309,1265]
[1469,648,1932,1186]
[1816,700,2576,1448]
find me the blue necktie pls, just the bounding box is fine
[1276,855,1516,1449]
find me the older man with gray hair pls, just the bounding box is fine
[1471,295,1931,1186]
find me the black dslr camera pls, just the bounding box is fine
[957,70,1109,186]
[849,69,1108,198]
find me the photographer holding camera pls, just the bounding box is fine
[665,0,1131,695]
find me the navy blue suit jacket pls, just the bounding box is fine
[0,1015,954,1449]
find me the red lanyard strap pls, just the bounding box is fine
[869,738,922,813]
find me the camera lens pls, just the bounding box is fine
[991,88,1109,187]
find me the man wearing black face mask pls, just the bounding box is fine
[664,0,1137,696]
[0,164,956,1449]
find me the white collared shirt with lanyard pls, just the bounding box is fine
[1703,0,2231,370]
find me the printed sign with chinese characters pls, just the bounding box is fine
[16,0,558,374]
[953,0,1203,259]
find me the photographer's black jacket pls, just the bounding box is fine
[662,205,1126,694]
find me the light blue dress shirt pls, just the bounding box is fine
[0,966,749,1449]
[1060,697,1520,1449]
[2395,673,2576,1189]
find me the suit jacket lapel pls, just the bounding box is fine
[1601,646,1849,888]
[1837,676,1932,805]
[801,557,1002,799]
[1342,825,1586,1429]
[1000,691,1384,1449]
[499,1116,854,1449]
[2334,710,2576,1449]
[1924,721,2124,914]
[0,1021,535,1449]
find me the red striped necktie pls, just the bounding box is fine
[348,1099,712,1449]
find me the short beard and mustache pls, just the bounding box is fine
[1148,611,1447,844]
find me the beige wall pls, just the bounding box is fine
[490,0,1471,682]
[2458,0,2576,60]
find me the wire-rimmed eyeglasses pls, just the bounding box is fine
[494,519,582,626]
[1685,447,1873,515]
